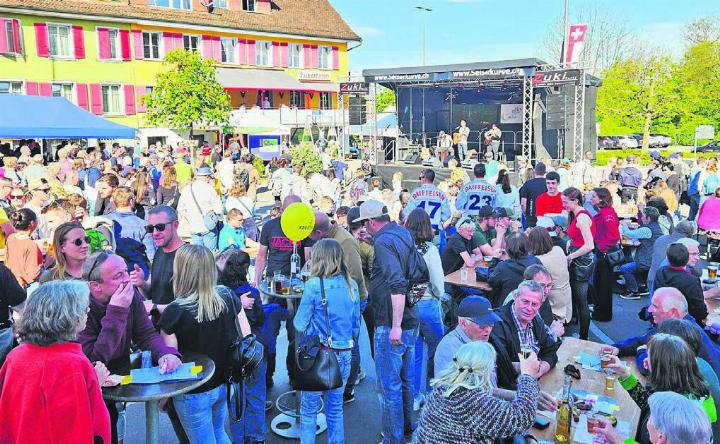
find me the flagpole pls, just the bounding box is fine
[562,0,570,66]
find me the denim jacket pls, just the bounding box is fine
[293,275,361,349]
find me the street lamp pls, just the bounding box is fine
[414,6,432,66]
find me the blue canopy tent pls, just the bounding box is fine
[0,95,135,139]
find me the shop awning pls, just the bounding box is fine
[0,95,136,139]
[217,67,337,93]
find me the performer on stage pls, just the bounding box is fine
[456,120,470,162]
[436,131,453,165]
[484,123,502,160]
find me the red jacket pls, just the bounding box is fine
[593,206,621,253]
[0,342,111,444]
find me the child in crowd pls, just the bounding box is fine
[218,208,258,251]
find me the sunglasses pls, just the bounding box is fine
[564,364,581,380]
[9,194,24,199]
[146,222,172,233]
[67,236,91,247]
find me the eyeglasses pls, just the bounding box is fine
[86,252,109,281]
[146,222,172,233]
[66,236,91,247]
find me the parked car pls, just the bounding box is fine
[697,140,720,153]
[598,136,618,150]
[616,135,639,148]
[653,134,671,147]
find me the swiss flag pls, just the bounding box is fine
[565,24,588,66]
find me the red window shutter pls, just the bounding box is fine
[272,42,280,67]
[25,82,38,96]
[331,46,339,70]
[281,42,288,68]
[12,19,22,54]
[124,85,136,115]
[34,23,49,57]
[136,85,147,112]
[238,39,247,65]
[247,40,255,65]
[39,83,52,97]
[76,83,89,111]
[0,20,7,54]
[89,84,103,115]
[213,37,221,62]
[132,30,143,59]
[72,26,85,59]
[120,30,131,60]
[97,27,110,59]
[303,44,311,69]
[311,45,319,68]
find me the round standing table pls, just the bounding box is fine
[259,281,327,439]
[102,352,215,444]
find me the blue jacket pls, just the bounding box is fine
[294,275,361,349]
[614,314,720,378]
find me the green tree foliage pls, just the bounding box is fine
[376,88,396,112]
[672,42,720,139]
[142,49,231,135]
[289,142,322,176]
[597,53,676,148]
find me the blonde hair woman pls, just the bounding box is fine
[294,239,360,443]
[40,221,89,283]
[159,244,252,444]
[415,341,540,444]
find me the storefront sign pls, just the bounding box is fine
[340,82,370,94]
[298,71,332,82]
[533,69,582,87]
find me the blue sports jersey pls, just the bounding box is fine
[455,179,498,216]
[406,184,452,230]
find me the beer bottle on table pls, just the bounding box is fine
[555,375,573,443]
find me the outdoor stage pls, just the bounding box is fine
[372,161,519,191]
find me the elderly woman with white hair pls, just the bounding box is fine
[597,391,712,444]
[0,280,111,443]
[415,341,540,444]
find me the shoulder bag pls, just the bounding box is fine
[604,243,625,266]
[218,286,264,422]
[190,184,219,232]
[293,277,343,391]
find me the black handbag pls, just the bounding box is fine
[219,286,264,422]
[293,277,343,392]
[605,243,625,266]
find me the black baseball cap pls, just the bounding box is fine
[457,296,501,327]
[478,205,494,219]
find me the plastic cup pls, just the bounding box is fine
[605,372,616,392]
[709,265,718,281]
[586,415,601,434]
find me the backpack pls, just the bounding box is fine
[380,231,430,306]
[237,167,250,192]
[85,229,110,254]
[112,221,150,278]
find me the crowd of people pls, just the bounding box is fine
[0,140,718,444]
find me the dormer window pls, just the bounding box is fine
[242,0,256,12]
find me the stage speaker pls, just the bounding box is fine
[403,154,421,164]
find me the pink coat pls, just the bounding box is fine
[698,196,720,231]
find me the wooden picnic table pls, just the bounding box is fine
[444,267,492,292]
[531,338,642,443]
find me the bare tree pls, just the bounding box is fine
[684,16,720,44]
[539,4,636,76]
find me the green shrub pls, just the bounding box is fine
[594,149,716,166]
[289,142,322,176]
[252,154,265,178]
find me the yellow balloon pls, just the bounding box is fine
[281,202,315,242]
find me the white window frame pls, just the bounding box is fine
[101,84,123,116]
[288,43,303,68]
[142,31,162,60]
[319,92,332,110]
[47,22,74,59]
[96,26,121,61]
[318,45,331,70]
[3,19,22,55]
[255,40,272,66]
[51,82,76,103]
[242,0,256,12]
[148,0,191,10]
[0,79,24,95]
[220,37,237,64]
[183,34,200,53]
[216,0,228,8]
